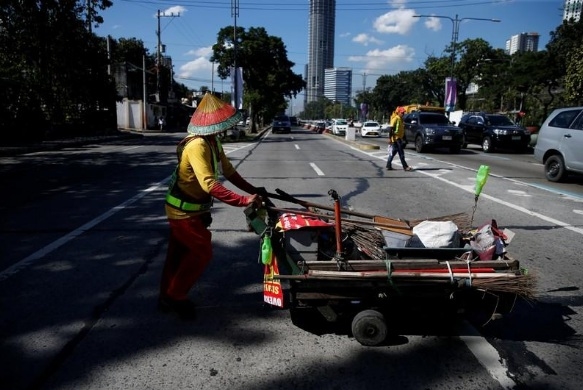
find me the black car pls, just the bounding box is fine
[403,111,463,153]
[458,112,531,153]
[272,115,291,134]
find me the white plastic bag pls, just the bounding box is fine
[412,220,460,248]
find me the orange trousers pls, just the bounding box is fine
[160,215,213,300]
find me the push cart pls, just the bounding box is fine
[249,189,534,346]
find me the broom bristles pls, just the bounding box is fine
[471,273,538,300]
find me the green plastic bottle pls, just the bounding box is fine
[261,236,273,265]
[475,165,490,198]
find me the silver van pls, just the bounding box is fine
[534,107,583,182]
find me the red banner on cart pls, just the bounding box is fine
[263,255,284,308]
[277,212,333,231]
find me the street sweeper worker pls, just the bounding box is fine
[159,92,263,320]
[386,106,413,171]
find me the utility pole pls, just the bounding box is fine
[413,14,500,114]
[143,55,147,130]
[86,0,92,33]
[362,72,367,93]
[231,0,240,109]
[156,9,180,102]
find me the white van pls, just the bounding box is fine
[533,107,583,182]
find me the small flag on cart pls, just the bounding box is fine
[263,254,284,308]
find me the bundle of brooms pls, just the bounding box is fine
[275,269,537,301]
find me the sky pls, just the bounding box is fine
[98,0,565,113]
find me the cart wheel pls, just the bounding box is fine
[351,310,387,346]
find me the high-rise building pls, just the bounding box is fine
[306,0,336,105]
[505,33,540,54]
[324,67,352,107]
[563,0,582,22]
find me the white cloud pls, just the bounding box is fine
[160,6,187,17]
[178,57,213,79]
[178,46,213,79]
[185,46,213,58]
[348,45,415,73]
[373,8,418,35]
[352,33,383,46]
[339,32,351,38]
[423,17,443,32]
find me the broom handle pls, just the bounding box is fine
[265,206,413,233]
[329,189,344,257]
[268,189,466,228]
[269,189,377,219]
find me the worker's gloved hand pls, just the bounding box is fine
[246,194,263,209]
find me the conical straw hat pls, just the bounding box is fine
[187,92,242,135]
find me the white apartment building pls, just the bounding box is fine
[505,32,540,54]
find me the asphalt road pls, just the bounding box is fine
[1,127,582,390]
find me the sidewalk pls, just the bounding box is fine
[0,126,369,157]
[0,130,145,157]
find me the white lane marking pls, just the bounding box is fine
[0,181,165,281]
[342,138,580,388]
[310,162,325,176]
[459,321,518,389]
[295,144,300,150]
[353,143,583,235]
[529,182,583,201]
[423,169,583,235]
[574,210,583,215]
[121,146,143,151]
[0,144,254,282]
[507,190,531,197]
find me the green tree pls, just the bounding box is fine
[210,26,305,132]
[564,46,583,105]
[304,97,330,120]
[509,51,558,124]
[547,19,583,106]
[452,39,497,111]
[0,0,115,142]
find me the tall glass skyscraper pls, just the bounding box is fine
[306,0,336,104]
[324,67,352,107]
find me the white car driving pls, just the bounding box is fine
[361,121,381,137]
[331,119,348,135]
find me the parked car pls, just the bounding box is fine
[360,121,381,137]
[402,111,463,153]
[458,112,530,153]
[380,123,391,134]
[314,121,327,133]
[289,116,298,126]
[272,115,291,134]
[331,119,348,135]
[533,107,583,182]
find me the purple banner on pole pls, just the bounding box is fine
[444,77,457,112]
[360,103,368,121]
[230,67,243,109]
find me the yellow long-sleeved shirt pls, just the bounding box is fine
[165,136,237,219]
[389,114,405,142]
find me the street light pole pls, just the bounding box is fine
[413,14,500,113]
